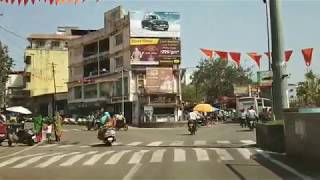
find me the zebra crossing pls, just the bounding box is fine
[0,147,256,169]
[36,140,256,149]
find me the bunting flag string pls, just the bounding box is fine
[247,52,262,68]
[215,51,228,60]
[301,48,313,66]
[229,52,241,68]
[200,48,213,59]
[0,0,97,4]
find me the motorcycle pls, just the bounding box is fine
[188,120,197,135]
[7,123,36,146]
[248,119,256,130]
[97,127,116,146]
[0,122,9,146]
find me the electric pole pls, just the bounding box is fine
[269,0,289,120]
[121,68,124,116]
[51,62,57,117]
[264,0,272,71]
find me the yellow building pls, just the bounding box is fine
[24,27,80,116]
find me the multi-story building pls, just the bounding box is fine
[24,27,82,116]
[68,6,181,125]
[4,71,29,107]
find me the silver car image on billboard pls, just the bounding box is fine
[130,11,180,37]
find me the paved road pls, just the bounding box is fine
[0,123,313,180]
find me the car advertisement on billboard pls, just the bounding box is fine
[130,38,181,65]
[146,68,174,93]
[130,11,180,37]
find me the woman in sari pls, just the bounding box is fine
[54,112,63,142]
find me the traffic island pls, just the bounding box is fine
[256,121,285,153]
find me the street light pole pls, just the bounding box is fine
[264,0,272,71]
[269,0,289,120]
[51,62,57,117]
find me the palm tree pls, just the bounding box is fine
[297,71,320,106]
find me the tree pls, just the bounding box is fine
[296,71,320,107]
[191,58,252,103]
[0,41,14,108]
[181,84,198,104]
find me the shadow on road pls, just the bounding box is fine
[236,129,254,132]
[176,133,192,136]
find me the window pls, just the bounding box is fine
[113,77,128,97]
[51,41,60,48]
[100,82,112,97]
[36,40,45,48]
[115,33,123,46]
[115,56,123,68]
[84,84,97,99]
[74,86,82,99]
[257,99,263,106]
[25,56,31,65]
[99,56,110,74]
[264,99,272,107]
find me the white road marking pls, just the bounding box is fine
[194,140,207,146]
[0,153,45,168]
[59,151,97,167]
[211,148,234,161]
[58,145,75,148]
[169,141,184,146]
[174,149,186,162]
[79,145,90,148]
[83,151,114,166]
[128,150,149,164]
[71,129,82,132]
[123,163,143,180]
[39,144,58,148]
[36,152,80,168]
[146,141,163,146]
[0,141,44,159]
[127,142,143,146]
[113,142,123,146]
[193,148,210,161]
[105,150,131,165]
[241,140,256,145]
[217,140,231,144]
[150,149,166,163]
[236,148,252,160]
[13,153,61,168]
[256,150,313,180]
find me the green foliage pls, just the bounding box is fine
[191,58,252,103]
[181,84,198,103]
[296,71,320,107]
[0,41,14,107]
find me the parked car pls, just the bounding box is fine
[141,14,169,31]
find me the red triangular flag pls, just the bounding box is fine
[23,0,28,5]
[200,48,213,59]
[247,52,262,68]
[285,50,293,62]
[229,52,241,67]
[17,0,22,4]
[31,0,35,4]
[11,0,15,4]
[215,51,228,60]
[301,48,313,66]
[49,0,54,4]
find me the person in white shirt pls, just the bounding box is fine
[240,109,247,128]
[247,106,258,122]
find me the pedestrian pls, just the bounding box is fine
[240,109,247,128]
[54,112,63,142]
[33,114,44,143]
[44,120,53,144]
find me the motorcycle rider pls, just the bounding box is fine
[188,110,198,132]
[246,106,258,128]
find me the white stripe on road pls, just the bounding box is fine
[71,129,82,132]
[80,145,90,148]
[217,140,231,144]
[147,141,163,146]
[128,150,149,164]
[236,148,252,160]
[193,148,210,161]
[39,144,58,148]
[58,145,75,148]
[211,148,234,161]
[127,142,143,146]
[36,152,80,168]
[169,141,184,146]
[83,151,114,166]
[194,140,207,146]
[174,149,186,162]
[241,140,256,145]
[123,163,143,180]
[0,153,45,168]
[13,153,61,168]
[59,151,97,167]
[150,149,166,163]
[113,142,123,146]
[105,150,131,165]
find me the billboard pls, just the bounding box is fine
[130,11,180,37]
[233,85,249,97]
[146,68,174,93]
[130,38,181,65]
[257,71,273,87]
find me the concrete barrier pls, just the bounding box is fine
[138,121,187,128]
[283,108,320,160]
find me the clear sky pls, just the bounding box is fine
[1,0,320,83]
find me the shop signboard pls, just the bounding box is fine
[130,38,180,65]
[130,11,180,37]
[146,68,174,93]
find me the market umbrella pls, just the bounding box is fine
[193,104,217,112]
[6,106,32,115]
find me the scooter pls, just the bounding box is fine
[248,119,255,130]
[97,127,116,146]
[7,123,36,146]
[188,120,197,135]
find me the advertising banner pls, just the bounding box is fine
[130,38,180,65]
[257,71,273,87]
[146,68,174,93]
[233,85,249,97]
[130,11,180,37]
